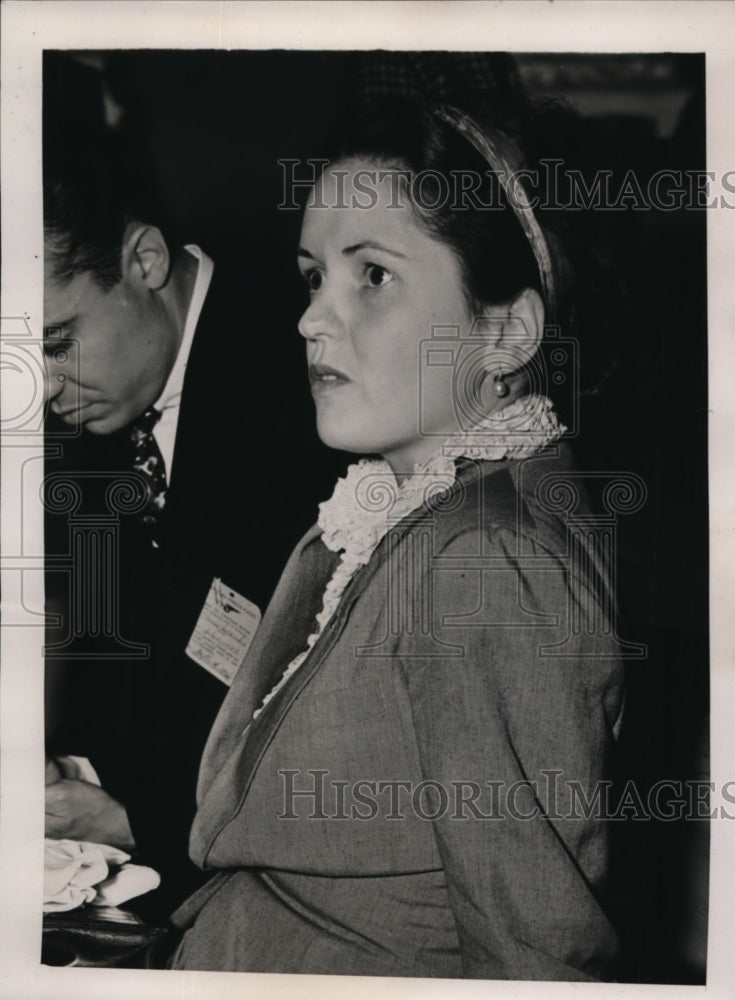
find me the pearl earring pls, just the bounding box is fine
[494,373,509,398]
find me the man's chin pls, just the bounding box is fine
[81,410,127,436]
[84,419,122,436]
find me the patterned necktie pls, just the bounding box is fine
[129,407,167,527]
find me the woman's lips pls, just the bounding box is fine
[308,363,350,392]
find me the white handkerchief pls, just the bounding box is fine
[44,839,130,913]
[43,839,160,913]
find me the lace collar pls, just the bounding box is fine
[318,393,565,566]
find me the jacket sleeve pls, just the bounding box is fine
[397,525,624,980]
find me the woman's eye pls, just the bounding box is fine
[303,269,323,293]
[364,264,392,288]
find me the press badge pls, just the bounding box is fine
[186,578,261,685]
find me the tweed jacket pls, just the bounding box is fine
[171,445,625,979]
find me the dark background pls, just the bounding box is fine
[43,50,709,984]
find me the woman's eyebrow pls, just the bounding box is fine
[342,240,407,259]
[297,241,410,262]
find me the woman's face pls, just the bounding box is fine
[297,158,477,476]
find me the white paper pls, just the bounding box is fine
[186,578,260,686]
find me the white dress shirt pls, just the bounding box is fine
[152,245,214,486]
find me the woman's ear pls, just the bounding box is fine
[481,287,544,371]
[121,222,171,291]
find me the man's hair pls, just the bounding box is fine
[44,134,162,291]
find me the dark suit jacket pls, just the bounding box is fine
[45,254,340,918]
[171,446,625,978]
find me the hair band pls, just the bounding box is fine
[434,104,556,315]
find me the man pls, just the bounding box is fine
[43,142,336,918]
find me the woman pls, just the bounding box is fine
[168,100,624,980]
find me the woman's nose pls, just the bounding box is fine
[297,293,343,341]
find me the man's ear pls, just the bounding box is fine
[481,287,544,371]
[121,223,170,291]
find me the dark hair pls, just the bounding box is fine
[320,98,564,319]
[317,98,618,405]
[43,133,165,291]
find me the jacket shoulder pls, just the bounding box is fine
[432,444,580,556]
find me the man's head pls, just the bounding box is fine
[44,149,184,434]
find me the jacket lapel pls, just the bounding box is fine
[195,523,336,790]
[202,458,514,813]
